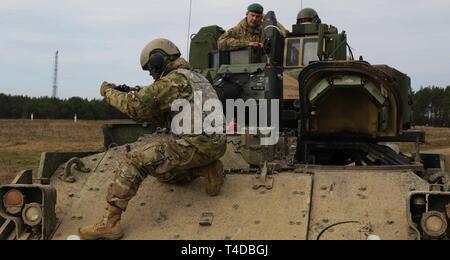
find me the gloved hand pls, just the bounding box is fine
[100,81,116,96]
[248,42,263,49]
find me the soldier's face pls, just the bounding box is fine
[246,11,263,28]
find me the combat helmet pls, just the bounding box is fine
[297,8,321,24]
[140,38,181,71]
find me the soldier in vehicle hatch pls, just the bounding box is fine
[218,3,289,51]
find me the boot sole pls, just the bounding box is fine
[79,230,124,240]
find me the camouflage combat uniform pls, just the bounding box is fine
[103,58,227,211]
[218,18,289,51]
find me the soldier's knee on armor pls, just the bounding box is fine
[126,141,166,170]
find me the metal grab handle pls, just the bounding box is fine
[59,158,91,183]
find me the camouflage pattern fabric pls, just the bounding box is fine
[107,134,226,211]
[104,57,227,211]
[104,58,193,125]
[218,17,289,51]
[172,68,225,136]
[218,18,262,51]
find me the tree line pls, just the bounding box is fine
[0,94,126,120]
[413,86,450,127]
[0,85,450,124]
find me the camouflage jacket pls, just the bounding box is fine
[105,58,192,125]
[218,18,289,51]
[104,58,226,152]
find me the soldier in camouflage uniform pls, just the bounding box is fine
[78,38,227,240]
[218,3,288,51]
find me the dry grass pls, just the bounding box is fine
[1,120,449,185]
[0,119,130,184]
[397,126,450,154]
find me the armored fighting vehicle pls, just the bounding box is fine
[1,8,449,240]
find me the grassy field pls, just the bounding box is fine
[0,120,450,184]
[0,119,130,184]
[397,126,450,154]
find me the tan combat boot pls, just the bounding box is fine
[78,205,124,240]
[195,161,224,196]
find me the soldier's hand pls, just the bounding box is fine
[100,81,115,96]
[248,42,263,49]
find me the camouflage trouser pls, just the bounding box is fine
[106,135,226,211]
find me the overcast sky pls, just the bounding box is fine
[0,0,449,99]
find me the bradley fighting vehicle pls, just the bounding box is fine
[1,8,450,240]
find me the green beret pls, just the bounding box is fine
[247,3,264,14]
